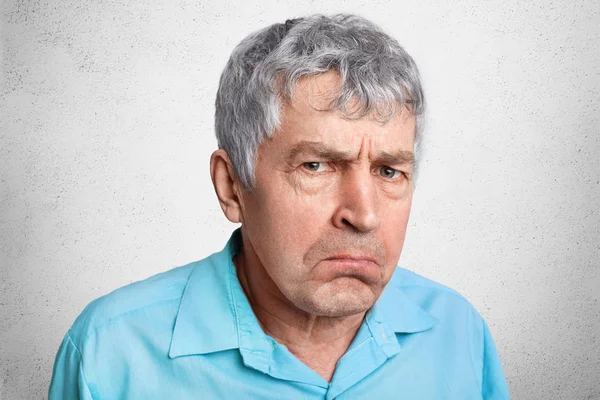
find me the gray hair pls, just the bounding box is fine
[215,14,425,190]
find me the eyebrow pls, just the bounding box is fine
[284,140,414,166]
[375,149,414,166]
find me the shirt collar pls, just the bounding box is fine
[168,230,242,358]
[369,274,440,334]
[169,229,439,359]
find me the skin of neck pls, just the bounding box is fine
[233,247,366,382]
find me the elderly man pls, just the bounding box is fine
[49,14,510,399]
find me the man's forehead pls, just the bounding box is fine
[264,71,417,162]
[276,105,416,153]
[269,109,415,165]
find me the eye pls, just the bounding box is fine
[302,162,328,172]
[379,166,402,180]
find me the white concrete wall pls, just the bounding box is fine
[1,0,599,398]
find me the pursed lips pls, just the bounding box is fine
[321,255,382,284]
[325,254,378,265]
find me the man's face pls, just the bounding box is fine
[238,71,416,318]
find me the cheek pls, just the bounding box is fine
[271,175,335,225]
[246,184,330,266]
[380,195,413,265]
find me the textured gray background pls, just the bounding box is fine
[1,0,599,399]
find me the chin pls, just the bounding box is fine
[297,279,379,317]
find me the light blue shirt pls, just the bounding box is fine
[49,229,510,399]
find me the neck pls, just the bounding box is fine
[234,250,365,382]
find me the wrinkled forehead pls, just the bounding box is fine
[267,73,417,159]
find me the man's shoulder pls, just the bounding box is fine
[67,260,201,347]
[390,266,484,323]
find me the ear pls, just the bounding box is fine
[210,149,244,224]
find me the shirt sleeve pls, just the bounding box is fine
[48,332,94,400]
[481,320,510,399]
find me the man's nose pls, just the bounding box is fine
[332,168,380,233]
